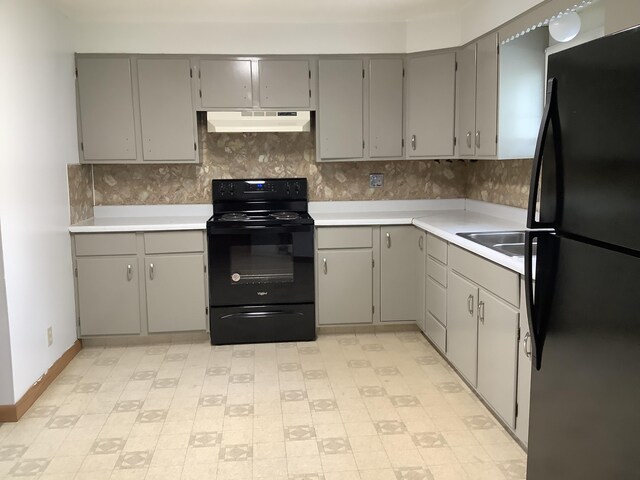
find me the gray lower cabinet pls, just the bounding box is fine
[318,59,364,160]
[406,52,456,157]
[76,57,137,161]
[380,226,422,322]
[446,270,479,385]
[73,231,207,336]
[317,249,373,325]
[515,279,532,445]
[76,256,141,336]
[477,288,519,427]
[137,58,197,161]
[145,254,207,333]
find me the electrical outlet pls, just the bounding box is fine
[47,327,53,347]
[369,173,384,188]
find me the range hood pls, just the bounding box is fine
[206,111,311,133]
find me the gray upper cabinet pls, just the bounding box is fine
[475,34,498,157]
[200,59,253,108]
[76,57,137,161]
[137,58,197,162]
[457,43,477,157]
[406,52,456,158]
[259,60,310,108]
[368,58,404,159]
[318,59,364,160]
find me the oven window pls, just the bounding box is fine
[230,243,294,285]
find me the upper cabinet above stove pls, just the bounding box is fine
[197,57,317,110]
[76,54,199,164]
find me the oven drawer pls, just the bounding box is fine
[317,227,373,249]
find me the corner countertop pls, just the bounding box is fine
[69,199,530,274]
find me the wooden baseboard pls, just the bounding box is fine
[0,339,82,423]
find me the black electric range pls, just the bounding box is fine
[206,178,316,345]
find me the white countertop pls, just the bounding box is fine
[70,199,529,274]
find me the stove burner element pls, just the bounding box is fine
[221,213,248,221]
[269,212,300,220]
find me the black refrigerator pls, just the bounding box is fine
[524,27,640,479]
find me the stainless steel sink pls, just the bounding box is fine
[456,231,536,257]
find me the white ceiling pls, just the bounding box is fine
[46,0,474,23]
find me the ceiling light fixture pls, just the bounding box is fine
[549,11,582,42]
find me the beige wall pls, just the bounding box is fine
[68,125,533,218]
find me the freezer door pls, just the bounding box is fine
[527,234,640,479]
[541,27,640,251]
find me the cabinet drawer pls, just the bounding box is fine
[75,233,137,256]
[449,245,519,307]
[427,234,448,264]
[424,312,446,353]
[317,227,373,249]
[426,277,447,325]
[427,256,447,287]
[144,231,204,254]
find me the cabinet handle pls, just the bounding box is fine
[323,258,327,275]
[475,130,481,149]
[478,300,485,324]
[127,264,133,281]
[467,295,474,315]
[386,232,391,248]
[523,332,532,358]
[418,235,424,251]
[149,263,155,280]
[466,131,472,148]
[411,135,416,151]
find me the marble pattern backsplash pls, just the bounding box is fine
[92,123,468,205]
[67,164,94,223]
[465,159,533,209]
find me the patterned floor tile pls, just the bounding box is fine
[206,366,230,376]
[317,437,352,455]
[116,450,153,469]
[113,400,144,413]
[374,367,401,376]
[347,360,372,368]
[151,378,179,389]
[25,405,58,418]
[0,445,28,462]
[411,432,448,448]
[394,466,434,480]
[229,373,254,384]
[46,415,79,429]
[462,415,495,430]
[91,437,126,455]
[8,458,50,476]
[199,395,226,407]
[497,460,527,479]
[415,356,438,366]
[362,344,384,351]
[298,346,320,355]
[436,383,464,394]
[232,350,254,358]
[130,370,156,381]
[136,409,167,423]
[73,382,101,393]
[303,370,327,380]
[309,399,338,412]
[390,396,420,408]
[375,421,408,435]
[285,425,316,441]
[281,390,308,402]
[165,353,187,362]
[219,444,253,461]
[190,431,222,448]
[359,386,387,397]
[225,404,253,417]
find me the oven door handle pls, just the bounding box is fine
[219,310,305,320]
[209,224,313,235]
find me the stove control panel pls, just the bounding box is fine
[212,178,307,201]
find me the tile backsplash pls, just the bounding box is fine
[68,124,533,219]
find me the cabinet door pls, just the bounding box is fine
[317,249,373,325]
[475,34,499,156]
[380,226,421,322]
[137,58,196,161]
[477,288,519,427]
[515,280,532,444]
[406,52,456,157]
[200,59,253,108]
[318,59,364,160]
[457,43,477,156]
[145,254,207,333]
[369,58,404,158]
[76,57,137,161]
[259,60,310,108]
[77,256,140,336]
[446,270,478,385]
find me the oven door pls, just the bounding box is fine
[208,224,314,307]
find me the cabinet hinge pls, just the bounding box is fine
[401,138,405,148]
[372,258,375,268]
[455,61,458,72]
[194,142,197,151]
[495,134,498,144]
[206,306,209,315]
[362,140,365,149]
[190,68,193,78]
[75,67,78,78]
[309,89,311,98]
[517,327,521,341]
[497,44,500,55]
[453,136,457,147]
[362,69,365,79]
[402,68,405,78]
[515,402,519,418]
[74,266,78,277]
[204,264,207,273]
[372,305,375,314]
[80,142,84,152]
[308,70,311,79]
[199,89,202,98]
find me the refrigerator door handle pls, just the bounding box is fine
[525,230,542,370]
[527,77,559,229]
